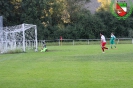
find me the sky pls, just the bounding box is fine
[85,0,133,14]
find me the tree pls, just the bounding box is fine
[0,0,15,26]
[97,0,111,11]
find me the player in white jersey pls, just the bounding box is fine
[100,33,108,53]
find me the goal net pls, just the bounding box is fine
[0,23,38,53]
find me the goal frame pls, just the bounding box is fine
[0,23,38,53]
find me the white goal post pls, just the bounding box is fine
[0,23,38,53]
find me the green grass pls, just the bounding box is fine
[0,44,133,88]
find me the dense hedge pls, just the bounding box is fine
[0,0,133,40]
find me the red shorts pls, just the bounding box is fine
[101,42,106,47]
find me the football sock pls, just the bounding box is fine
[104,47,108,49]
[102,48,104,52]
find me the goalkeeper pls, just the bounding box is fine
[110,33,116,49]
[41,40,47,52]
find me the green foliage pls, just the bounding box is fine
[0,0,14,26]
[95,11,133,38]
[0,0,133,39]
[128,29,133,38]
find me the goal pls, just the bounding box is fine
[0,23,38,53]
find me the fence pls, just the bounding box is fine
[1,38,132,53]
[6,38,131,51]
[38,38,133,46]
[12,38,132,49]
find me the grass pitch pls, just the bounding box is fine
[0,44,133,88]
